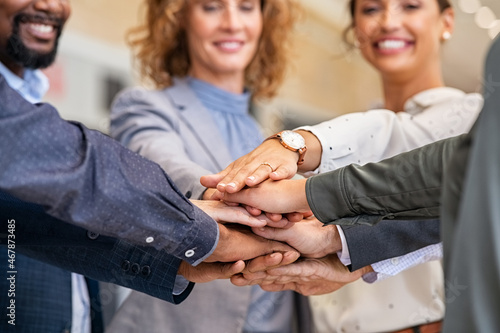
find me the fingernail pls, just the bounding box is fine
[272,172,279,176]
[270,253,279,259]
[248,176,255,181]
[258,227,266,232]
[218,183,226,188]
[227,182,236,189]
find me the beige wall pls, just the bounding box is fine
[66,0,143,48]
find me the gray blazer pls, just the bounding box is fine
[111,78,233,200]
[110,79,296,333]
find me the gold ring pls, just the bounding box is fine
[261,162,275,172]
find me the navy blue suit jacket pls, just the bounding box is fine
[0,74,218,265]
[341,219,440,270]
[0,190,194,332]
[0,73,220,331]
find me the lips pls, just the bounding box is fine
[374,38,414,54]
[17,13,62,42]
[214,40,244,52]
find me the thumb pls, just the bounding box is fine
[194,261,246,283]
[200,172,225,188]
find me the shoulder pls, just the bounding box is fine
[438,90,484,116]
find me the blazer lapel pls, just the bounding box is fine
[167,78,233,171]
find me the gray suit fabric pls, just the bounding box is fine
[305,37,500,332]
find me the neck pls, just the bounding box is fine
[0,53,24,78]
[189,67,245,94]
[381,65,444,112]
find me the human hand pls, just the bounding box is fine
[178,260,246,283]
[206,224,299,263]
[193,198,297,228]
[231,255,371,296]
[252,217,341,258]
[221,178,310,215]
[178,249,301,283]
[191,199,270,228]
[200,139,299,194]
[200,130,322,194]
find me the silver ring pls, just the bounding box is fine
[261,162,275,172]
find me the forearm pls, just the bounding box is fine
[306,133,468,225]
[0,201,190,304]
[0,78,218,263]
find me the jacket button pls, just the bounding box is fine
[121,260,131,272]
[131,263,141,274]
[141,265,151,277]
[87,231,99,240]
[185,191,192,198]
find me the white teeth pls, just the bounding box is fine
[218,42,241,49]
[30,23,54,34]
[378,40,406,50]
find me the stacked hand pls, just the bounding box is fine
[229,217,371,295]
[178,200,301,283]
[180,199,368,295]
[180,133,369,294]
[232,255,372,296]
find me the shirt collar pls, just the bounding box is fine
[404,87,465,115]
[0,61,49,103]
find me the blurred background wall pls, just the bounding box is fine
[43,0,500,134]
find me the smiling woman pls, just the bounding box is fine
[106,0,301,332]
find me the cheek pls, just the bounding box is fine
[355,21,379,43]
[247,14,263,40]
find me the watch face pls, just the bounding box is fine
[281,130,305,150]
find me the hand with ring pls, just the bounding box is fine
[201,130,322,194]
[261,162,275,172]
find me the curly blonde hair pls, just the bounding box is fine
[128,0,298,99]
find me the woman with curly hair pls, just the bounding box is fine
[108,0,303,332]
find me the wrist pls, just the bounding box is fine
[291,178,310,212]
[295,130,322,172]
[326,225,342,255]
[264,130,307,165]
[178,261,189,278]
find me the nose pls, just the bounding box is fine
[221,6,243,31]
[379,6,402,32]
[33,0,68,15]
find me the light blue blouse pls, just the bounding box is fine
[187,77,264,160]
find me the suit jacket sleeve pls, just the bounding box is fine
[341,219,440,270]
[306,130,472,226]
[0,75,217,266]
[110,87,217,200]
[0,194,192,304]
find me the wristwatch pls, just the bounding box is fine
[265,130,307,165]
